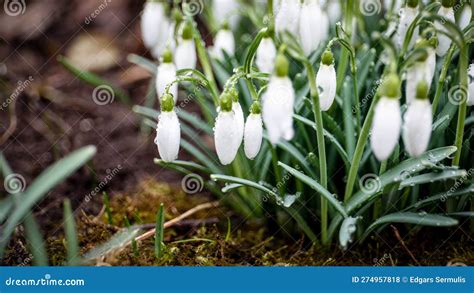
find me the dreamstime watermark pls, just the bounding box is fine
[441,168,474,202]
[84,164,122,202]
[373,253,391,266]
[359,173,381,194]
[181,173,204,194]
[359,0,381,16]
[92,85,115,105]
[448,85,468,105]
[84,0,112,25]
[182,0,204,17]
[3,173,26,194]
[352,78,383,114]
[5,274,85,287]
[0,76,34,111]
[3,0,26,16]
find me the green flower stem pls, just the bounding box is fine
[193,24,220,106]
[432,46,455,115]
[304,61,328,244]
[344,94,380,203]
[452,45,469,166]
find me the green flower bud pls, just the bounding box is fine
[250,101,261,114]
[162,47,173,63]
[228,87,239,102]
[441,0,455,8]
[275,53,289,77]
[321,50,334,66]
[428,36,438,48]
[219,92,233,112]
[160,93,175,112]
[221,20,230,31]
[172,8,183,24]
[407,0,419,8]
[415,80,429,100]
[380,73,401,98]
[182,20,193,40]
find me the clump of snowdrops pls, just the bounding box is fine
[134,0,474,249]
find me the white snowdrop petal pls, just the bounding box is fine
[212,30,235,60]
[262,76,295,144]
[175,40,196,70]
[275,0,301,36]
[212,0,240,30]
[403,99,432,157]
[299,0,328,56]
[215,111,239,165]
[156,63,178,103]
[468,64,474,106]
[371,97,402,161]
[244,114,263,159]
[397,6,419,49]
[459,5,472,30]
[406,61,431,104]
[233,102,244,150]
[155,111,181,162]
[316,64,336,111]
[256,38,277,73]
[141,2,166,49]
[435,7,455,57]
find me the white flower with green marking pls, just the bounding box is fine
[155,94,180,162]
[396,0,419,49]
[299,0,328,56]
[316,50,336,111]
[156,49,178,103]
[435,1,455,57]
[256,37,277,73]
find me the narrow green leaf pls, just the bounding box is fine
[399,170,468,189]
[362,212,458,240]
[155,203,165,258]
[127,54,157,74]
[82,228,140,261]
[63,199,79,266]
[405,184,474,211]
[277,162,348,217]
[0,146,96,258]
[58,56,131,105]
[23,214,48,266]
[102,192,113,225]
[154,159,210,174]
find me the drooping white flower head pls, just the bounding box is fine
[156,48,178,104]
[435,1,455,57]
[371,74,402,161]
[405,38,437,104]
[155,94,181,162]
[141,1,169,50]
[256,37,277,73]
[403,81,433,157]
[262,53,295,144]
[299,0,328,56]
[275,0,301,36]
[396,0,419,50]
[214,93,240,165]
[468,64,474,106]
[233,100,245,149]
[212,0,241,30]
[459,4,472,30]
[244,103,263,160]
[212,23,235,60]
[316,50,337,111]
[175,21,196,70]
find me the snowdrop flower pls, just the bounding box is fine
[299,0,328,56]
[405,38,436,104]
[339,216,359,250]
[396,0,419,50]
[212,23,235,60]
[214,93,240,165]
[403,81,432,157]
[212,0,241,30]
[262,53,295,144]
[371,74,402,161]
[459,4,472,30]
[141,0,169,50]
[468,64,474,106]
[244,102,263,160]
[275,0,301,36]
[256,36,277,73]
[175,21,196,70]
[435,0,455,57]
[156,48,178,104]
[316,50,337,111]
[155,94,180,162]
[229,87,245,150]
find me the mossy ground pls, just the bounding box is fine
[4,178,473,266]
